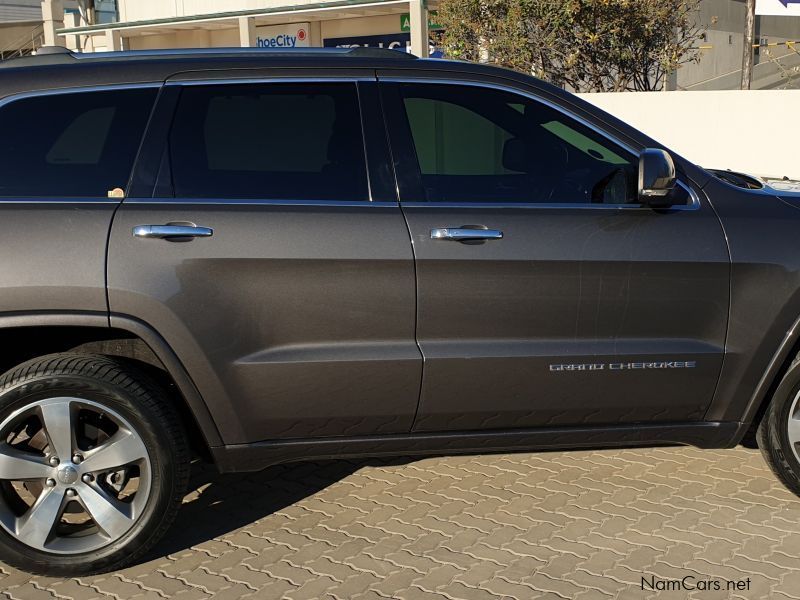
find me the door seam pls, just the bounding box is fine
[375,70,426,432]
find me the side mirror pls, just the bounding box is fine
[638,148,676,206]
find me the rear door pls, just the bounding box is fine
[380,76,730,433]
[108,73,421,445]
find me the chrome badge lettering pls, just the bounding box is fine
[549,363,605,372]
[550,361,697,372]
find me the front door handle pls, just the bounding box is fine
[431,227,504,241]
[133,224,213,239]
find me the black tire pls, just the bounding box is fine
[757,363,800,498]
[0,353,189,575]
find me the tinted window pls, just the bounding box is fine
[169,83,368,201]
[395,83,643,204]
[0,88,156,197]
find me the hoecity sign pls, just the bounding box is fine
[255,23,311,48]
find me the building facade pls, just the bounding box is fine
[33,0,800,90]
[0,0,75,58]
[681,0,800,89]
[48,0,436,58]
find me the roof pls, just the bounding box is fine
[0,47,583,107]
[0,46,575,119]
[0,45,440,99]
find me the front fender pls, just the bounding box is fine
[703,176,800,437]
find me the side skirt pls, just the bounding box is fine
[211,421,742,473]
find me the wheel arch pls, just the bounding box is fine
[0,311,222,452]
[739,313,800,447]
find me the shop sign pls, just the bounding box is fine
[323,33,443,57]
[255,23,311,47]
[400,12,443,31]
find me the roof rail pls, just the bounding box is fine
[345,47,417,60]
[0,45,74,68]
[0,45,417,69]
[34,45,72,55]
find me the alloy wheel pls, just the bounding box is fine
[789,390,800,465]
[0,397,151,554]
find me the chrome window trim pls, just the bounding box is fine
[380,76,701,212]
[0,198,119,204]
[0,82,161,109]
[124,198,398,207]
[165,76,376,86]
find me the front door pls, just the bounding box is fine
[380,78,730,433]
[108,76,420,445]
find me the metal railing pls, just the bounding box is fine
[0,24,45,61]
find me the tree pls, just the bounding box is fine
[437,0,706,92]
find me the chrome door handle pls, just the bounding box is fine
[133,224,213,239]
[431,227,504,241]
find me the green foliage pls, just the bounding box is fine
[437,0,705,92]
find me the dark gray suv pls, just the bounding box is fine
[0,46,799,575]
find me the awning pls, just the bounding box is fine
[56,0,417,36]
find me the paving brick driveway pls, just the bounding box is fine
[2,446,799,599]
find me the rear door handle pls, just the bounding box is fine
[431,227,504,241]
[133,224,213,239]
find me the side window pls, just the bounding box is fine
[168,82,369,201]
[0,88,157,198]
[393,83,642,205]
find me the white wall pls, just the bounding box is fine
[124,14,403,50]
[321,14,400,40]
[118,0,355,22]
[579,90,800,179]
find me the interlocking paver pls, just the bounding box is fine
[2,447,800,598]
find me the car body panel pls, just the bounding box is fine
[0,202,114,314]
[399,202,729,432]
[108,201,420,443]
[211,421,741,472]
[700,177,800,424]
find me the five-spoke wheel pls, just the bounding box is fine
[0,354,188,575]
[0,397,151,554]
[787,391,800,465]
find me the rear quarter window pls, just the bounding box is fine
[0,87,157,198]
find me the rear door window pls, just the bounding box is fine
[0,88,157,198]
[167,82,369,201]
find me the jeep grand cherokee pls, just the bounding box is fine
[0,46,798,575]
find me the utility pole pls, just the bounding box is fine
[741,0,756,89]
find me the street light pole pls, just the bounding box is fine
[741,0,756,89]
